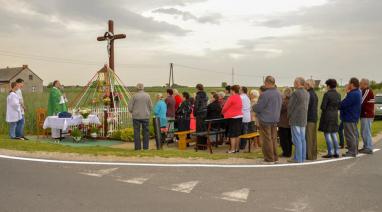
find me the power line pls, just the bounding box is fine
[0,50,163,68]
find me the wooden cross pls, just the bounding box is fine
[97,20,126,71]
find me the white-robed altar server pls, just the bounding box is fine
[6,82,24,140]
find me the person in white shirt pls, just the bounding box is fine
[6,82,23,140]
[15,78,28,140]
[240,86,252,150]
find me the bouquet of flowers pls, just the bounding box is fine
[79,108,91,119]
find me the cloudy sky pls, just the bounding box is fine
[0,0,381,86]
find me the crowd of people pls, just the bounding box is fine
[5,75,376,164]
[128,76,376,163]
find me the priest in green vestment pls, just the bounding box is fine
[48,80,68,116]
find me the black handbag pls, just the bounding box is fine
[58,112,72,118]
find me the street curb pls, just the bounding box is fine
[0,149,379,168]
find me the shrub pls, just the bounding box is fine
[110,130,122,140]
[120,128,134,142]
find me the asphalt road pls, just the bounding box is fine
[1,143,382,212]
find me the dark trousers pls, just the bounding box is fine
[339,121,344,147]
[239,122,249,150]
[344,122,358,156]
[177,118,190,131]
[133,119,150,150]
[196,115,207,145]
[259,122,279,162]
[278,127,292,157]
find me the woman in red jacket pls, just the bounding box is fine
[222,85,243,153]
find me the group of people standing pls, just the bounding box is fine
[7,75,374,165]
[5,78,70,140]
[128,76,376,164]
[254,76,375,163]
[5,79,27,140]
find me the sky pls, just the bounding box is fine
[0,0,381,87]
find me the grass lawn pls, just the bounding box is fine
[0,120,381,160]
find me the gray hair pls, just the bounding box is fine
[136,83,144,90]
[264,76,276,85]
[156,93,163,99]
[295,77,305,86]
[217,91,225,98]
[361,78,370,86]
[305,79,315,88]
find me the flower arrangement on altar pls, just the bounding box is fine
[79,108,91,119]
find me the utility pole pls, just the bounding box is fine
[168,63,174,88]
[231,68,234,85]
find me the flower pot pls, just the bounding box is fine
[90,132,98,138]
[82,118,90,125]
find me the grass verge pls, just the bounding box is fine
[0,120,381,160]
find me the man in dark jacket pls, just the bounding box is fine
[359,78,375,154]
[305,79,318,160]
[194,84,208,145]
[340,78,362,157]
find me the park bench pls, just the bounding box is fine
[174,130,195,150]
[192,118,226,154]
[239,132,260,153]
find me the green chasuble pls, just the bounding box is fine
[47,87,68,116]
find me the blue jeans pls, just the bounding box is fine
[291,126,306,163]
[133,119,150,150]
[16,115,25,138]
[9,122,18,138]
[361,118,373,151]
[324,133,339,156]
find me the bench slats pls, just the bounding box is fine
[239,132,260,139]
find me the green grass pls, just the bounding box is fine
[0,136,264,160]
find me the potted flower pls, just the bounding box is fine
[90,126,99,139]
[80,108,91,125]
[71,128,83,143]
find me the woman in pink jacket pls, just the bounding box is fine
[222,85,243,153]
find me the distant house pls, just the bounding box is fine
[0,65,43,93]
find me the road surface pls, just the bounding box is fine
[1,142,381,212]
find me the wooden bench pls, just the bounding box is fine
[239,132,260,153]
[192,118,226,154]
[174,130,195,150]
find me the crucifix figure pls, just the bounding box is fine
[97,20,126,71]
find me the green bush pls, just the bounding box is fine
[110,130,122,140]
[120,128,134,142]
[149,125,155,138]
